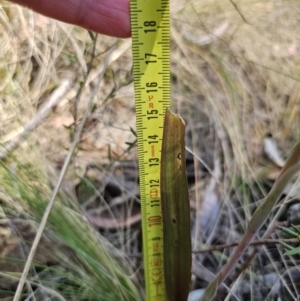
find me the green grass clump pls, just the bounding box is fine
[0,159,143,301]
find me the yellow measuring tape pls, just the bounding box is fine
[130,0,170,300]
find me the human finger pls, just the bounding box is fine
[9,0,131,38]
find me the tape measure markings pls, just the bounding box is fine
[130,0,170,300]
[130,0,170,301]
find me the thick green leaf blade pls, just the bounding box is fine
[161,109,192,301]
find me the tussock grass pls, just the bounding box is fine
[0,158,142,300]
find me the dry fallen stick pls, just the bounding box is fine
[192,238,299,253]
[86,212,141,230]
[0,79,73,160]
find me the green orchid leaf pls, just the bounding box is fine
[161,109,192,301]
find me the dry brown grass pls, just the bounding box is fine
[1,0,300,300]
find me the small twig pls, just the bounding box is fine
[73,34,98,128]
[193,238,298,253]
[86,212,141,230]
